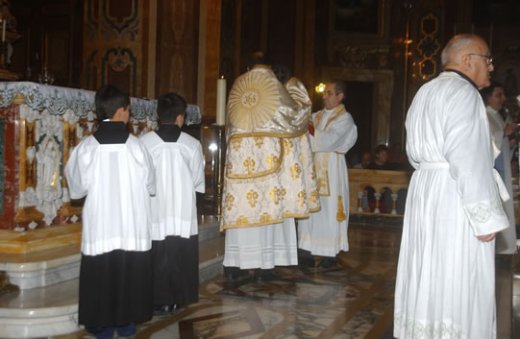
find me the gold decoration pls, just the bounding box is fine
[224,193,235,211]
[269,186,287,205]
[314,152,330,196]
[259,213,273,224]
[283,138,293,152]
[298,191,306,207]
[246,190,259,208]
[290,163,302,179]
[230,138,242,151]
[254,137,264,148]
[236,215,250,226]
[337,195,347,222]
[310,190,320,205]
[226,137,284,180]
[266,154,280,170]
[243,157,256,174]
[227,69,280,130]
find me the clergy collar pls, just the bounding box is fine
[486,105,499,115]
[443,68,478,90]
[93,121,129,144]
[156,124,181,142]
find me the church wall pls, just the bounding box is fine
[155,0,200,104]
[81,0,155,98]
[3,0,520,155]
[8,0,83,87]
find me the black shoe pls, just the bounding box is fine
[297,249,315,268]
[153,304,175,316]
[224,266,248,281]
[116,323,136,338]
[318,257,337,269]
[86,327,114,339]
[254,269,279,282]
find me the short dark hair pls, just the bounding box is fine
[331,80,347,96]
[95,85,130,120]
[157,92,187,124]
[374,144,389,155]
[330,80,347,105]
[480,81,504,103]
[245,50,273,71]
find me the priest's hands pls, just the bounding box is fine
[477,233,496,242]
[308,122,315,136]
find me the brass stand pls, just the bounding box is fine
[214,124,226,218]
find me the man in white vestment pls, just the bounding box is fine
[481,82,518,254]
[297,80,357,267]
[221,53,320,281]
[393,34,510,339]
[65,85,156,339]
[140,92,205,314]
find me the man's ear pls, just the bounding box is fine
[113,106,130,123]
[460,53,472,68]
[338,92,345,103]
[175,114,185,127]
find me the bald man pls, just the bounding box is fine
[394,34,509,338]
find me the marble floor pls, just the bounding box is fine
[53,222,518,339]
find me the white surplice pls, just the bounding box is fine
[140,131,205,240]
[65,135,156,256]
[486,105,517,254]
[394,71,509,339]
[298,105,357,257]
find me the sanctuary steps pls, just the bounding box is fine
[0,216,224,338]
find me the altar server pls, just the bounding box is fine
[394,34,509,339]
[65,84,156,339]
[140,92,205,314]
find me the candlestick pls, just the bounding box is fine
[216,76,226,126]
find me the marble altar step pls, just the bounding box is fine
[0,218,224,338]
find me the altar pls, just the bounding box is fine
[0,82,207,338]
[0,81,201,235]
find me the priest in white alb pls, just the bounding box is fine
[394,34,509,339]
[480,82,518,254]
[297,80,357,267]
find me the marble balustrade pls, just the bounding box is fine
[348,168,411,216]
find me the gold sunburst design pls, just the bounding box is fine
[228,70,280,130]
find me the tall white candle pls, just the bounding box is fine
[216,77,226,125]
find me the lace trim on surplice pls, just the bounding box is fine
[394,313,462,339]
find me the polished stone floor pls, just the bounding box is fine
[54,223,518,339]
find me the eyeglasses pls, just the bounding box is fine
[467,53,493,65]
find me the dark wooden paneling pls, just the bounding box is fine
[9,0,83,88]
[155,0,200,102]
